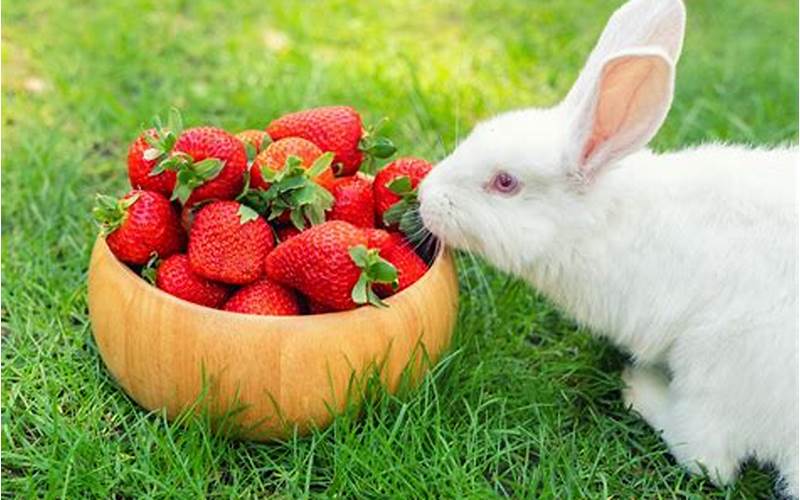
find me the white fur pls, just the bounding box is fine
[418,0,799,495]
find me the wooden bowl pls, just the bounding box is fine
[87,236,458,441]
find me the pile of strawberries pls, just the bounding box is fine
[94,106,434,315]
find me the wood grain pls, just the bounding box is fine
[87,236,459,441]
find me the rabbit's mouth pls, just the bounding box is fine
[418,188,475,254]
[418,188,450,238]
[396,204,441,265]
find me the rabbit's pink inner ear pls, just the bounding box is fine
[578,50,674,175]
[562,0,685,113]
[581,59,658,166]
[581,134,606,165]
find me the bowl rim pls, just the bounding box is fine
[92,236,449,321]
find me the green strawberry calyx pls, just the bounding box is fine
[142,107,183,165]
[357,118,397,173]
[152,153,225,204]
[237,204,260,224]
[386,175,413,196]
[236,168,252,201]
[242,153,335,230]
[348,244,398,308]
[140,252,160,285]
[92,193,140,236]
[359,118,397,158]
[359,136,396,159]
[244,134,272,167]
[382,175,424,242]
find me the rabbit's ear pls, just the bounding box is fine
[565,48,674,177]
[565,0,685,110]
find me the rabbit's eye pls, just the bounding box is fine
[489,171,520,195]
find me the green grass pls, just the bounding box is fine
[2,0,797,497]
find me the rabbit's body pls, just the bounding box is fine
[530,144,797,365]
[528,144,798,490]
[418,0,798,495]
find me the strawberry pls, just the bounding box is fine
[374,157,432,225]
[307,298,334,314]
[94,190,185,265]
[156,254,230,308]
[264,221,398,310]
[372,232,428,297]
[328,174,375,228]
[266,106,396,176]
[188,201,274,284]
[250,137,333,191]
[128,130,176,196]
[241,143,335,230]
[127,109,182,196]
[222,277,300,316]
[154,126,247,205]
[364,228,392,249]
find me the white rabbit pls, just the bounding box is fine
[418,0,798,495]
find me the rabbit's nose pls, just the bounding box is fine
[418,187,450,228]
[416,181,439,211]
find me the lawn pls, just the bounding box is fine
[2,0,797,497]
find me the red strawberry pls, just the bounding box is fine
[374,157,433,228]
[264,221,398,310]
[127,109,183,196]
[94,190,185,265]
[156,126,247,206]
[364,228,391,249]
[188,201,274,284]
[275,225,302,243]
[373,232,428,297]
[250,137,333,191]
[328,174,375,228]
[266,106,396,176]
[128,129,176,196]
[156,254,229,308]
[307,298,334,314]
[223,277,300,316]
